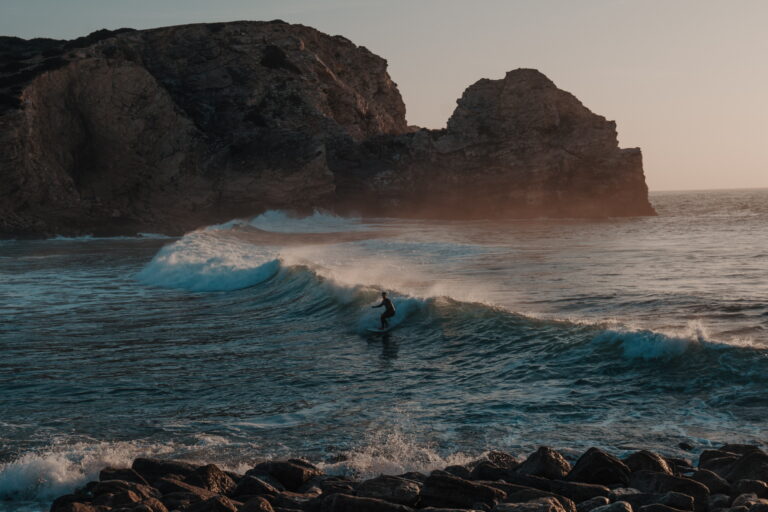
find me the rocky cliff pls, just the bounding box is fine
[345,69,655,218]
[0,21,654,237]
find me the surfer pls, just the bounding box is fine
[372,291,396,329]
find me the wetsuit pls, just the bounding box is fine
[373,297,396,328]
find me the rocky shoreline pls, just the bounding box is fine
[50,444,768,512]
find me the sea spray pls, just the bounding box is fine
[319,422,480,479]
[0,442,175,503]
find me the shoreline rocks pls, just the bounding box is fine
[49,444,768,512]
[0,21,655,239]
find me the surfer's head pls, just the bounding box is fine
[382,291,387,298]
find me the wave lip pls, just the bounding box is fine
[135,228,281,291]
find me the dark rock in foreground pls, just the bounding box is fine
[0,20,654,238]
[46,443,768,512]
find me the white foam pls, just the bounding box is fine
[0,441,175,503]
[319,426,477,479]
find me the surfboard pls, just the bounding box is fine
[366,326,393,333]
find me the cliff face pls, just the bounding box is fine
[343,69,654,218]
[0,21,653,237]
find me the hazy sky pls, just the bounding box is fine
[2,0,766,191]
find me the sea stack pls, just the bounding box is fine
[0,21,654,238]
[353,69,656,218]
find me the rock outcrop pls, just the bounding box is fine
[345,68,654,218]
[0,21,654,237]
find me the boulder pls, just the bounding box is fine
[610,489,642,501]
[132,458,197,484]
[154,477,216,499]
[249,460,322,491]
[702,458,741,479]
[399,472,428,483]
[160,491,205,510]
[232,475,280,499]
[487,451,521,469]
[494,497,567,512]
[323,493,413,512]
[310,476,357,495]
[624,452,673,475]
[186,464,237,495]
[733,481,768,499]
[665,459,694,476]
[240,496,276,512]
[620,492,694,511]
[134,497,169,512]
[421,509,482,512]
[479,482,576,512]
[567,448,631,486]
[732,494,767,508]
[549,481,611,503]
[691,469,731,494]
[50,493,84,512]
[473,466,553,491]
[719,446,763,456]
[91,489,143,507]
[356,475,421,505]
[517,448,572,480]
[700,451,738,467]
[629,471,709,512]
[590,502,633,512]
[269,490,321,509]
[638,505,689,512]
[85,480,161,501]
[420,509,482,512]
[471,461,513,481]
[444,465,472,479]
[185,496,241,512]
[709,494,731,510]
[421,473,506,509]
[99,467,149,485]
[578,498,611,512]
[725,453,768,483]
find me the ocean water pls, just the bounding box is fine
[1,189,767,511]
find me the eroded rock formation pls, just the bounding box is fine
[349,69,654,218]
[0,21,654,237]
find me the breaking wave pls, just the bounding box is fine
[136,211,763,359]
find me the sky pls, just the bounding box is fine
[1,0,766,191]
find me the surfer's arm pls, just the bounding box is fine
[372,301,383,308]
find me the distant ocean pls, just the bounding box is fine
[1,189,766,511]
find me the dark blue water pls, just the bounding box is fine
[1,189,767,511]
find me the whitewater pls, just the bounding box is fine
[1,189,767,511]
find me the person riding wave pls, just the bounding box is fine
[372,291,396,329]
